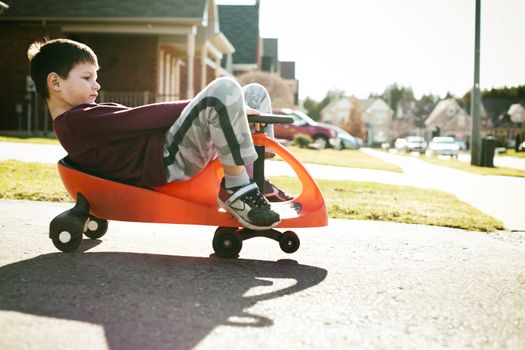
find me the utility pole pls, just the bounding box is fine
[470,0,482,166]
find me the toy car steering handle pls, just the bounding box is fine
[247,113,294,192]
[248,113,294,125]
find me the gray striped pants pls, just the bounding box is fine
[163,77,273,182]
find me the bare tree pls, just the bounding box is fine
[344,97,365,139]
[237,71,294,108]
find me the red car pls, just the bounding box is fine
[273,108,338,149]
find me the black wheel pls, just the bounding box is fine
[313,135,329,149]
[84,215,108,239]
[279,231,300,253]
[51,230,83,252]
[213,227,243,259]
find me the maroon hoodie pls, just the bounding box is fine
[53,101,190,187]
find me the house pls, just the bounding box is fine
[0,0,235,132]
[508,103,525,124]
[424,99,472,141]
[262,38,279,74]
[218,5,299,105]
[321,97,392,145]
[320,96,353,127]
[217,3,259,75]
[279,61,299,105]
[361,98,393,146]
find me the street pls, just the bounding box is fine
[0,200,524,349]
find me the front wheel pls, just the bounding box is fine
[279,231,300,253]
[213,227,243,259]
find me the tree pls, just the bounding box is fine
[344,97,365,139]
[380,83,415,112]
[237,71,294,108]
[414,94,439,127]
[303,89,345,121]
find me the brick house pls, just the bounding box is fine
[425,99,473,142]
[0,0,235,132]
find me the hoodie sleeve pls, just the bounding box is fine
[63,101,191,144]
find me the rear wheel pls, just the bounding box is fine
[84,215,108,239]
[52,229,83,253]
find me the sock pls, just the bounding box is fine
[224,169,250,189]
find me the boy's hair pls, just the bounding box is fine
[27,38,98,100]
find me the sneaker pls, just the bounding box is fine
[263,178,293,202]
[218,180,281,230]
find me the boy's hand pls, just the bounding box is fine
[245,105,266,132]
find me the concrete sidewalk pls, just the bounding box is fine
[2,141,524,231]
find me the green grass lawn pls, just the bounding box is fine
[500,149,525,158]
[278,146,402,172]
[0,160,504,232]
[419,155,525,177]
[0,135,59,145]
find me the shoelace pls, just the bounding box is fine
[242,190,270,211]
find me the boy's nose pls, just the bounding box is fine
[93,81,101,91]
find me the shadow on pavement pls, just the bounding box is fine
[0,252,327,350]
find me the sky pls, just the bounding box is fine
[216,0,525,101]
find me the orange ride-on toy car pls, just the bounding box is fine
[49,114,328,258]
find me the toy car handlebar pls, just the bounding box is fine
[247,113,294,124]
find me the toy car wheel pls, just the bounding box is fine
[51,229,83,253]
[279,231,300,253]
[213,227,243,259]
[84,215,109,239]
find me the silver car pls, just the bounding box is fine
[428,136,460,158]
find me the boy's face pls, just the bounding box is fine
[55,62,100,108]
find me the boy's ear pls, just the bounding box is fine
[47,72,61,92]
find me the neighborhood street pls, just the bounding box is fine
[0,200,524,350]
[1,141,525,349]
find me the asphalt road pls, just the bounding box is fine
[1,200,524,350]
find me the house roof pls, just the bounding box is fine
[0,0,207,21]
[280,61,295,80]
[425,98,471,127]
[218,4,259,64]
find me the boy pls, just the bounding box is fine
[28,38,283,230]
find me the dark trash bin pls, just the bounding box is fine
[481,136,497,167]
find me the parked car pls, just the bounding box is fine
[428,136,460,158]
[273,108,338,149]
[455,139,467,150]
[519,141,525,152]
[394,138,407,152]
[333,127,360,150]
[405,136,427,153]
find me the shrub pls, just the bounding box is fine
[293,133,313,148]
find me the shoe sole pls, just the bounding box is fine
[217,198,281,231]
